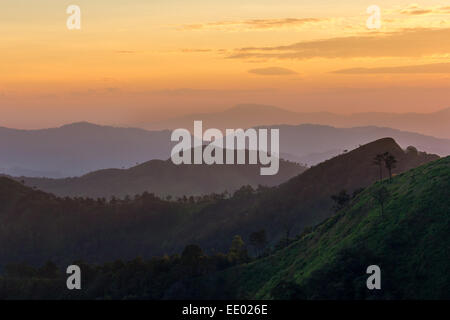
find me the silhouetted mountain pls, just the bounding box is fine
[173,138,439,253]
[146,104,450,139]
[0,122,174,177]
[0,138,439,266]
[15,155,306,198]
[1,121,448,178]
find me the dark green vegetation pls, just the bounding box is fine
[1,156,448,299]
[0,239,250,300]
[0,139,438,267]
[178,156,450,300]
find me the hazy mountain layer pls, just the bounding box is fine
[0,123,173,177]
[0,138,439,266]
[1,120,448,178]
[146,104,450,139]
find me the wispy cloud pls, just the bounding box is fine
[333,63,450,74]
[149,88,277,96]
[180,18,323,31]
[180,48,214,53]
[400,4,450,15]
[114,50,137,54]
[248,67,297,75]
[228,28,450,60]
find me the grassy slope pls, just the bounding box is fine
[182,157,450,300]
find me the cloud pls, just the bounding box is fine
[150,88,277,96]
[181,18,322,31]
[333,63,450,74]
[68,88,120,96]
[228,28,450,60]
[400,4,450,15]
[180,48,213,53]
[248,67,298,75]
[114,50,136,54]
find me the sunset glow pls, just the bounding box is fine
[2,0,450,128]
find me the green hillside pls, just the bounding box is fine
[0,157,448,300]
[173,156,450,300]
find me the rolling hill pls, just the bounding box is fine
[15,156,306,198]
[168,156,450,300]
[2,155,447,300]
[170,138,440,253]
[0,138,439,267]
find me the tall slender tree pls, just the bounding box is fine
[383,152,397,182]
[373,154,384,181]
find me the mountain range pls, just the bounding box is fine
[145,104,450,139]
[1,120,449,178]
[0,123,173,177]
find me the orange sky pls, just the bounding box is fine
[1,1,450,129]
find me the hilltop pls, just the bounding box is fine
[168,156,450,300]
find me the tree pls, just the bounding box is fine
[181,244,204,275]
[249,230,268,257]
[181,244,204,265]
[405,146,418,156]
[233,185,255,199]
[383,152,397,182]
[372,186,390,216]
[331,190,350,212]
[228,235,249,264]
[373,154,384,181]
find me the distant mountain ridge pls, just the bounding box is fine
[1,120,448,178]
[0,122,174,177]
[266,123,450,165]
[145,104,450,139]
